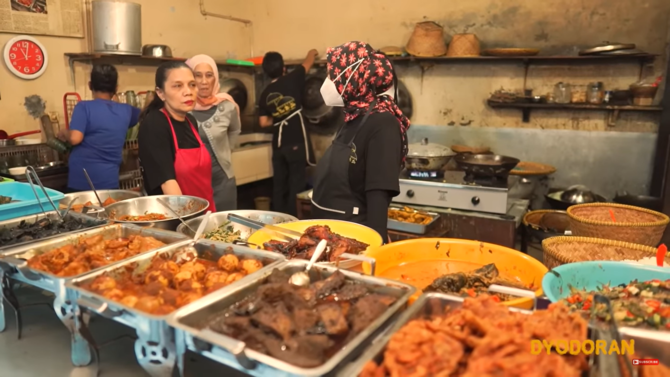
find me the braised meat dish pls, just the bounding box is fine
[26,234,165,277]
[263,225,368,262]
[424,263,530,301]
[206,268,397,368]
[82,247,265,315]
[0,216,94,247]
[361,295,588,377]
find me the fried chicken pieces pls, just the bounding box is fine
[361,296,589,377]
[26,234,166,277]
[82,247,265,315]
[263,225,369,262]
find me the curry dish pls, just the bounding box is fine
[82,247,265,315]
[117,213,169,221]
[59,197,118,213]
[387,206,433,225]
[26,234,166,277]
[361,295,588,377]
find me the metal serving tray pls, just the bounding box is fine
[619,327,670,367]
[0,224,189,292]
[386,205,440,234]
[66,240,286,377]
[340,291,624,377]
[0,224,189,368]
[167,259,416,377]
[0,210,110,253]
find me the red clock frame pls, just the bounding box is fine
[4,35,48,80]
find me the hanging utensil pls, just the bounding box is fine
[157,197,197,234]
[25,166,63,221]
[289,239,328,287]
[82,168,103,207]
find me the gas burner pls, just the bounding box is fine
[408,170,440,179]
[463,173,509,188]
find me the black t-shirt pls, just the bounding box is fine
[138,110,200,195]
[336,112,402,204]
[258,66,306,149]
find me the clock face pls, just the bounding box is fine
[4,36,48,79]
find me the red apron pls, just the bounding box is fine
[163,110,216,212]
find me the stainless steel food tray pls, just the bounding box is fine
[340,292,624,377]
[0,224,189,368]
[619,327,670,366]
[0,224,189,291]
[386,205,440,234]
[167,259,416,377]
[66,240,286,377]
[0,210,110,253]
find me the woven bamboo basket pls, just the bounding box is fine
[567,203,669,246]
[406,21,447,57]
[446,34,480,57]
[541,236,667,269]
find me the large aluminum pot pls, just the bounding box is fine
[104,195,208,231]
[176,210,298,241]
[91,0,142,55]
[59,190,142,213]
[405,138,455,171]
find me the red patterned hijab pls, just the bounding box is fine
[325,41,411,161]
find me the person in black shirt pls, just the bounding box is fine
[311,42,410,241]
[258,49,318,216]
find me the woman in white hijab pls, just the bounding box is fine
[185,54,241,211]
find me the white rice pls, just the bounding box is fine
[621,257,669,267]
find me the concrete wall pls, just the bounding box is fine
[250,0,670,133]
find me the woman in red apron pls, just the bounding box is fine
[137,61,216,211]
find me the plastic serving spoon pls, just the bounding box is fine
[657,244,667,267]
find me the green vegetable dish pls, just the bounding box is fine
[561,278,670,330]
[203,221,242,243]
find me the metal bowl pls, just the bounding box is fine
[176,210,298,241]
[104,195,209,231]
[60,190,142,213]
[560,185,597,204]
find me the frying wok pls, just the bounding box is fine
[545,190,607,210]
[454,154,520,177]
[613,193,662,212]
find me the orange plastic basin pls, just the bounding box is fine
[363,238,548,309]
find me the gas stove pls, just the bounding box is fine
[395,170,513,214]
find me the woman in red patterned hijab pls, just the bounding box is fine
[312,41,410,242]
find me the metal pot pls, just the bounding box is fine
[104,195,209,231]
[454,154,520,177]
[405,138,455,171]
[302,72,340,125]
[560,185,598,204]
[613,191,662,212]
[92,0,142,55]
[141,44,172,58]
[508,176,538,200]
[176,210,298,240]
[61,190,142,214]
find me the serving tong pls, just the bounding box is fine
[24,165,63,222]
[227,213,301,241]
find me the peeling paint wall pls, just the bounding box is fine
[251,0,670,133]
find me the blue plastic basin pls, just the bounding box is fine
[542,261,670,302]
[0,182,64,221]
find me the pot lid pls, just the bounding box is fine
[579,42,636,56]
[408,138,455,157]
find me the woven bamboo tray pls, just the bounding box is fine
[541,236,668,269]
[567,203,669,247]
[510,161,557,176]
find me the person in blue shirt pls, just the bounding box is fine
[59,64,140,191]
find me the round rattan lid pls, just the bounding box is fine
[510,161,557,176]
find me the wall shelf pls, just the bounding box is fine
[487,100,663,125]
[284,53,657,66]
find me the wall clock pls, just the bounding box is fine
[3,35,48,80]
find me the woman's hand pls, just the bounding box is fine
[161,180,182,195]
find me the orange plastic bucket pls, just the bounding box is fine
[363,238,547,309]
